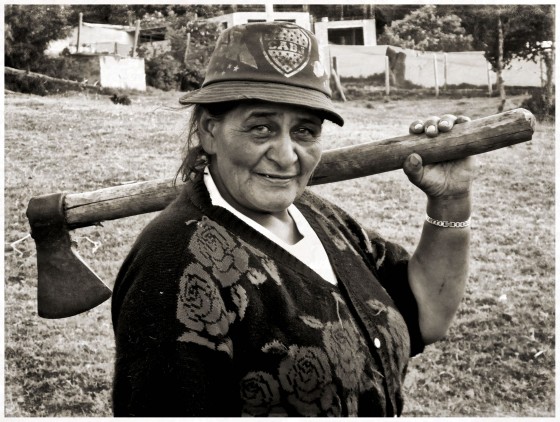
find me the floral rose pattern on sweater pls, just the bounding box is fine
[179,216,409,416]
[240,311,390,417]
[323,319,367,390]
[178,217,284,356]
[176,262,235,356]
[238,293,395,416]
[189,216,249,287]
[240,371,282,416]
[279,346,341,416]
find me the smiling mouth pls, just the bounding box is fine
[256,172,298,180]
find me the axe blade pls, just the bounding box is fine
[27,193,112,318]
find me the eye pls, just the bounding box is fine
[293,126,320,141]
[251,125,272,137]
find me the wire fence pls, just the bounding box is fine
[327,45,548,95]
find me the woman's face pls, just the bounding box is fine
[201,102,323,217]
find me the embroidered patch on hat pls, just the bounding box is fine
[260,25,311,78]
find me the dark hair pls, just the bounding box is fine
[176,101,239,182]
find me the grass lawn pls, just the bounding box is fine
[4,89,555,416]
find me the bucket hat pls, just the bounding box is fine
[179,21,344,126]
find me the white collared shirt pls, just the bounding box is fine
[203,169,337,284]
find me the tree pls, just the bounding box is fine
[377,5,473,52]
[513,5,554,111]
[373,5,422,37]
[5,5,72,70]
[138,8,221,90]
[66,5,131,25]
[451,4,555,111]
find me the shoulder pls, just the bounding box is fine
[124,177,214,261]
[111,184,204,327]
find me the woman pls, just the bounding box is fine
[111,22,474,416]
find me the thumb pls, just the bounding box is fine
[403,153,424,184]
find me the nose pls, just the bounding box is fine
[267,131,298,168]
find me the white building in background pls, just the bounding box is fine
[45,21,146,91]
[314,17,377,46]
[207,11,312,31]
[46,22,137,56]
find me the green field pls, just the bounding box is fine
[4,90,555,416]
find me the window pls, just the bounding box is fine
[327,27,364,45]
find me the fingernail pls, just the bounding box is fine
[410,155,420,166]
[439,120,450,128]
[414,123,423,131]
[426,125,437,135]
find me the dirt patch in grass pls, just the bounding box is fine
[5,91,554,416]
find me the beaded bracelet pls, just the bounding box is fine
[426,214,471,228]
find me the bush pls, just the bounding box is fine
[34,57,90,82]
[4,70,94,96]
[145,54,182,91]
[5,72,49,95]
[521,90,555,121]
[179,68,203,91]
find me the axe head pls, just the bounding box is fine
[27,193,112,318]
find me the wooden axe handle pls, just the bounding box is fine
[64,108,535,228]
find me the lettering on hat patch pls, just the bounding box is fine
[261,26,311,78]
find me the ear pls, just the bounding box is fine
[198,110,219,155]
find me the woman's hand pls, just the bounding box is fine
[403,114,477,200]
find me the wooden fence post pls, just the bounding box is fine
[330,56,346,102]
[184,33,191,65]
[132,20,140,57]
[487,62,492,96]
[433,53,439,98]
[385,56,390,96]
[76,12,83,53]
[444,53,448,91]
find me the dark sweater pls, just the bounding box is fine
[112,177,424,417]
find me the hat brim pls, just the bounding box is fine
[178,81,344,126]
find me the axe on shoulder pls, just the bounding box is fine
[26,108,536,319]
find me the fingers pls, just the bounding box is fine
[437,114,457,133]
[424,116,440,138]
[428,114,461,136]
[409,120,424,134]
[408,114,471,137]
[408,118,439,137]
[402,153,424,185]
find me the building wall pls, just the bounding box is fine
[99,56,146,91]
[314,19,377,46]
[208,12,311,31]
[46,23,135,56]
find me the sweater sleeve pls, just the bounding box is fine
[112,214,242,416]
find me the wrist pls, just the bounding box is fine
[427,193,472,221]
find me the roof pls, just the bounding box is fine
[82,22,136,31]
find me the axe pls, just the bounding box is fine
[26,108,535,319]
